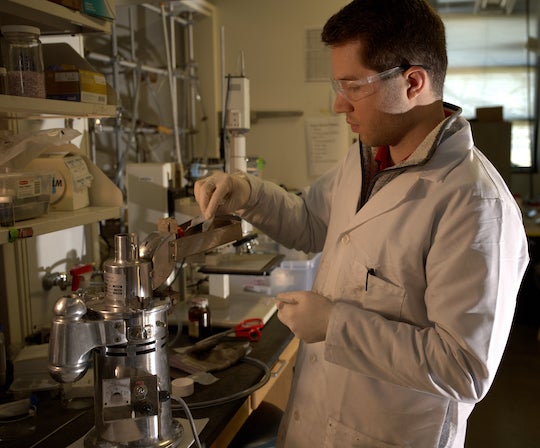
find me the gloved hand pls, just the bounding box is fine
[275,291,332,343]
[194,171,251,220]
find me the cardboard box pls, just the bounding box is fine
[476,106,504,122]
[45,68,107,104]
[471,121,512,188]
[23,144,122,211]
[42,43,117,107]
[48,0,83,11]
[13,344,49,378]
[82,0,115,20]
[24,144,122,211]
[25,151,93,211]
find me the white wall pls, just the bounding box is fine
[203,1,539,198]
[204,0,351,190]
[28,227,94,338]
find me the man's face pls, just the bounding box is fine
[330,41,412,147]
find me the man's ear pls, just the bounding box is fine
[405,66,428,99]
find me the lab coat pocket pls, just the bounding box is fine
[324,417,402,448]
[363,269,406,320]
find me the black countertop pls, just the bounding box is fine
[0,314,293,448]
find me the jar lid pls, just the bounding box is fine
[1,25,41,36]
[190,296,209,307]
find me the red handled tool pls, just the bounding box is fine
[189,317,265,350]
[233,318,264,342]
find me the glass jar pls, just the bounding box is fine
[0,195,14,227]
[1,25,45,98]
[188,297,212,341]
[0,67,7,95]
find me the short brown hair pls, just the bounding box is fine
[321,0,447,97]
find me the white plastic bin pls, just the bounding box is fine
[270,252,321,294]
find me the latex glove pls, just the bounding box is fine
[194,171,251,220]
[275,291,332,343]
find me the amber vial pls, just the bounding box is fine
[188,297,212,341]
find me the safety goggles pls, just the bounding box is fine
[330,66,406,102]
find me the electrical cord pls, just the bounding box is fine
[173,395,204,448]
[171,356,271,411]
[219,75,232,161]
[170,357,270,448]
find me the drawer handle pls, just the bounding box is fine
[271,359,287,377]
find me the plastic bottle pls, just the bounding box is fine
[0,324,6,387]
[1,25,45,98]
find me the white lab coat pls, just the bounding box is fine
[239,111,529,448]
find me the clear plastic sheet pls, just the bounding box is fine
[0,128,80,171]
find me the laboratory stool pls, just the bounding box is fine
[228,401,283,448]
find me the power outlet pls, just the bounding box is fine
[228,109,242,129]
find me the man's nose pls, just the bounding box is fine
[333,94,353,113]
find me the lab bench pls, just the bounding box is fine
[0,314,297,448]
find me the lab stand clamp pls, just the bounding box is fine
[48,216,242,447]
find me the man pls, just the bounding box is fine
[194,0,529,446]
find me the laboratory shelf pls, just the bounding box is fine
[0,0,112,35]
[0,205,121,245]
[0,95,117,119]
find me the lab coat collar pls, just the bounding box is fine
[359,103,463,203]
[350,104,472,226]
[392,102,464,170]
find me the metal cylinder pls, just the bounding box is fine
[84,301,182,447]
[103,233,153,308]
[85,233,183,447]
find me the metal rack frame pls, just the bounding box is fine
[87,0,214,192]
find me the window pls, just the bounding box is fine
[444,66,536,169]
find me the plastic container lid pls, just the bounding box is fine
[1,25,41,36]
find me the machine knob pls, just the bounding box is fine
[133,383,149,400]
[134,401,155,415]
[53,295,87,320]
